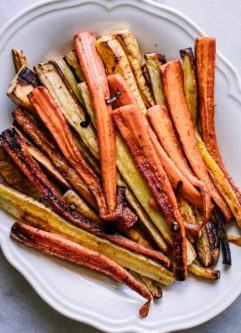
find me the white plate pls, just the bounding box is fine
[0,0,241,332]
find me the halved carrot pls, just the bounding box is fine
[108,74,203,209]
[113,104,187,281]
[29,86,108,217]
[74,32,117,214]
[161,60,232,222]
[11,222,152,317]
[13,107,96,209]
[148,105,210,218]
[195,37,241,204]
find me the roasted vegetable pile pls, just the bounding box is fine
[1,32,241,317]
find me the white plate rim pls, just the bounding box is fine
[0,1,241,332]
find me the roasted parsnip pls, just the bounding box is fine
[188,263,220,280]
[0,183,174,285]
[34,61,98,157]
[180,48,198,124]
[7,66,38,111]
[113,104,187,280]
[64,50,85,82]
[13,108,96,208]
[112,30,155,108]
[12,49,29,73]
[11,222,152,317]
[145,53,166,106]
[96,34,146,112]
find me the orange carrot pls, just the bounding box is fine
[29,86,108,217]
[75,32,117,213]
[195,37,241,204]
[108,74,203,209]
[148,105,210,218]
[113,104,187,281]
[161,60,232,222]
[11,222,152,317]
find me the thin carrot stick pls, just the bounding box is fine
[75,32,117,213]
[113,104,187,281]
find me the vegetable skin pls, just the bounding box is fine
[161,60,232,222]
[0,183,174,285]
[113,104,187,280]
[112,30,154,108]
[74,32,117,214]
[11,222,152,317]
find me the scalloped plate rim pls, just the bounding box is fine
[0,1,241,333]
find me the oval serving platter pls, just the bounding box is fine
[0,1,241,332]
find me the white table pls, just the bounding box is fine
[0,1,241,332]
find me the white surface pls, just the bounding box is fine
[0,1,241,333]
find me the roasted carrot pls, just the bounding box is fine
[29,86,109,216]
[1,128,168,263]
[148,105,209,217]
[13,107,96,208]
[113,104,187,280]
[0,128,104,234]
[161,60,232,222]
[11,222,152,317]
[75,32,117,214]
[195,37,241,204]
[108,74,203,209]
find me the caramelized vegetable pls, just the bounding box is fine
[13,108,96,208]
[11,222,152,317]
[12,49,29,73]
[1,127,103,234]
[29,86,109,216]
[205,219,220,264]
[112,30,154,108]
[64,50,85,82]
[161,60,232,222]
[145,53,167,106]
[80,74,171,248]
[0,183,174,285]
[228,234,241,247]
[75,32,117,214]
[188,263,220,280]
[179,48,198,124]
[108,74,203,209]
[196,132,241,226]
[13,126,70,189]
[7,66,38,111]
[113,104,187,280]
[96,34,146,112]
[213,207,231,266]
[34,61,98,157]
[0,146,38,198]
[195,37,241,204]
[148,105,208,213]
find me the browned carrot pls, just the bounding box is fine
[13,107,96,208]
[1,128,168,263]
[195,37,241,204]
[11,222,152,317]
[29,86,109,217]
[75,32,117,214]
[0,128,103,235]
[161,60,232,222]
[148,105,210,217]
[113,104,187,280]
[108,74,203,209]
